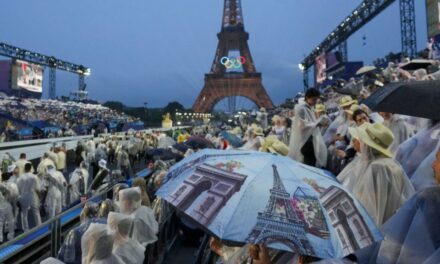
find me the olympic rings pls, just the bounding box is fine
[220,56,246,69]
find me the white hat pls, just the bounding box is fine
[98,159,107,169]
[7,164,17,173]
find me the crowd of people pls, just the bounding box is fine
[0,96,139,142]
[0,60,439,263]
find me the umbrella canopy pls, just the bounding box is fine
[146,148,182,161]
[156,149,381,259]
[399,59,434,71]
[184,136,215,150]
[356,66,376,76]
[362,80,440,120]
[172,143,190,153]
[219,131,244,148]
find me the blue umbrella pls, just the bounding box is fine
[156,149,382,259]
[219,131,243,148]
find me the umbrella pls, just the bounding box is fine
[146,148,182,161]
[156,149,381,259]
[158,136,176,149]
[184,136,215,149]
[399,59,434,71]
[172,143,190,153]
[362,80,440,120]
[219,131,244,148]
[356,66,376,76]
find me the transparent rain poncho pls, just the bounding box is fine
[411,143,439,191]
[108,212,145,264]
[44,169,66,218]
[395,122,440,179]
[323,110,348,146]
[118,187,159,247]
[288,103,328,167]
[0,191,14,242]
[383,115,413,154]
[359,187,440,264]
[81,223,123,264]
[336,155,361,193]
[351,143,415,226]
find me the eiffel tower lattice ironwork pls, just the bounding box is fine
[192,0,274,113]
[246,164,315,255]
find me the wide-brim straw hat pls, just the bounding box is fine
[260,107,266,112]
[252,126,264,136]
[339,96,357,107]
[348,123,394,158]
[314,104,326,113]
[267,141,289,156]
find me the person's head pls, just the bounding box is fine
[108,212,133,239]
[43,152,49,159]
[379,112,393,121]
[119,187,142,214]
[350,123,394,158]
[84,223,115,263]
[80,202,99,223]
[24,162,32,173]
[98,199,114,219]
[19,153,26,159]
[353,109,370,126]
[304,88,321,107]
[432,147,440,185]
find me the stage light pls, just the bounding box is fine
[298,64,305,71]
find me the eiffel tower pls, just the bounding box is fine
[246,165,315,256]
[192,0,274,113]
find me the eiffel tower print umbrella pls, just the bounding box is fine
[156,149,382,259]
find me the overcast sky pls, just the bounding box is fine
[0,0,428,108]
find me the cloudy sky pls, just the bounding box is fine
[0,0,428,108]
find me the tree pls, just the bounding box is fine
[103,101,125,112]
[163,101,185,115]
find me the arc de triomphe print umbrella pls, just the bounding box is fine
[156,149,382,259]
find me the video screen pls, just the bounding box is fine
[11,59,44,93]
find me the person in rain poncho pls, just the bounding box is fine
[353,150,440,264]
[256,107,268,130]
[240,126,265,151]
[347,123,415,225]
[4,164,19,221]
[270,115,286,141]
[16,163,42,231]
[68,165,86,204]
[411,137,440,191]
[0,180,15,243]
[1,152,15,178]
[81,223,123,264]
[118,187,159,247]
[116,146,130,179]
[379,112,412,154]
[44,165,66,218]
[37,152,56,178]
[395,121,440,179]
[314,104,330,135]
[112,183,129,213]
[55,146,67,172]
[15,153,33,176]
[108,212,145,264]
[58,202,103,264]
[288,88,328,167]
[48,146,59,166]
[323,96,357,146]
